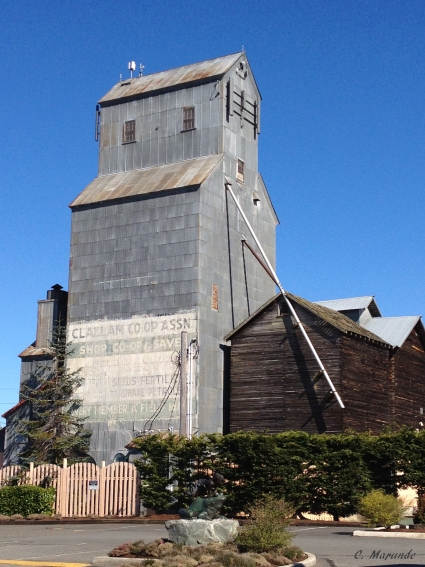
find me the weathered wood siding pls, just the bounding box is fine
[340,335,390,433]
[229,299,342,434]
[392,329,425,426]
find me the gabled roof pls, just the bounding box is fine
[225,292,391,348]
[18,345,54,358]
[314,295,382,317]
[99,53,244,105]
[362,316,424,348]
[2,399,26,419]
[70,154,224,208]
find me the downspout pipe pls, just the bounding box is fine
[225,179,344,409]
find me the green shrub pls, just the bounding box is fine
[358,489,407,528]
[236,495,294,553]
[0,485,56,517]
[414,493,425,524]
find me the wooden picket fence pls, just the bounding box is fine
[0,460,140,517]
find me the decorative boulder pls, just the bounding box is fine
[165,518,239,545]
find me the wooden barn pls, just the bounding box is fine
[315,296,425,428]
[224,292,425,434]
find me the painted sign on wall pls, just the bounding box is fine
[67,311,198,423]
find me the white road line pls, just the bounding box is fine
[0,543,20,545]
[291,526,329,531]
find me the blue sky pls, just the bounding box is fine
[1,0,424,424]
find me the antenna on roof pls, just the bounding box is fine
[128,61,136,78]
[139,63,145,77]
[242,44,244,52]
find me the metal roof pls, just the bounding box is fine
[362,316,422,348]
[314,296,382,316]
[225,292,390,347]
[70,154,224,208]
[99,53,243,105]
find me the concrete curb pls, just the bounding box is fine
[353,529,425,539]
[91,552,316,567]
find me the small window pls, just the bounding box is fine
[123,120,136,143]
[212,284,219,311]
[182,107,195,131]
[237,159,245,184]
[253,191,260,206]
[113,453,126,463]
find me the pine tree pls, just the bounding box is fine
[19,325,91,465]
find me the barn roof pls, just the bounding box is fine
[225,292,391,348]
[314,295,382,317]
[362,316,425,348]
[99,52,244,105]
[70,154,224,208]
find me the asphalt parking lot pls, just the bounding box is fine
[0,523,167,565]
[0,524,424,567]
[289,526,425,567]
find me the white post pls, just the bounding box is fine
[180,331,188,436]
[187,341,195,439]
[225,181,344,409]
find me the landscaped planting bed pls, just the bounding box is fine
[108,539,307,567]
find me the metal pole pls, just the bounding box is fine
[225,181,344,409]
[187,341,193,439]
[180,331,188,435]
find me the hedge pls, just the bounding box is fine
[0,485,56,516]
[132,428,425,519]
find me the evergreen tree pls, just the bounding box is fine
[19,326,91,465]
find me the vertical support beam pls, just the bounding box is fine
[180,331,188,436]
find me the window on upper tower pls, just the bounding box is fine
[123,120,136,143]
[182,106,195,131]
[237,159,245,184]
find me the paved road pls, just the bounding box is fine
[289,526,425,567]
[0,524,424,566]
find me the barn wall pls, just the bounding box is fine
[229,299,343,434]
[392,330,425,427]
[340,336,390,433]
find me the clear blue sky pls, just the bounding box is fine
[1,0,424,424]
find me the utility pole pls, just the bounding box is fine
[179,331,188,436]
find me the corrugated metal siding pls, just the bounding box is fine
[99,53,242,104]
[70,154,223,207]
[98,83,223,176]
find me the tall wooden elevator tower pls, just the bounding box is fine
[67,52,278,463]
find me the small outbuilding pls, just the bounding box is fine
[316,295,425,428]
[225,292,425,434]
